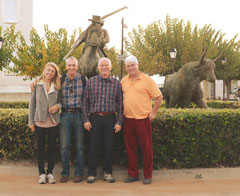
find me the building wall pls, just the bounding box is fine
[0,0,33,42]
[203,80,239,100]
[0,71,31,101]
[0,0,32,101]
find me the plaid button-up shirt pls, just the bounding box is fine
[61,72,85,109]
[82,75,123,125]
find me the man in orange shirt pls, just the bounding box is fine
[121,55,163,185]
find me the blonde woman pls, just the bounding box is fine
[29,62,61,184]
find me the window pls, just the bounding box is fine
[4,0,17,24]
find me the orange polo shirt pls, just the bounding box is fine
[121,73,161,119]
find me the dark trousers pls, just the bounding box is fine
[123,117,153,178]
[88,114,116,176]
[35,125,58,175]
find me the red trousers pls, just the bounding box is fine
[123,117,153,178]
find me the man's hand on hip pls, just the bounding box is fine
[148,112,156,121]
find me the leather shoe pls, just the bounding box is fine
[143,178,152,184]
[124,176,139,183]
[73,176,83,183]
[60,176,69,183]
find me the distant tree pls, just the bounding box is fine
[215,37,240,99]
[9,25,120,79]
[10,25,83,79]
[0,25,19,70]
[125,15,227,76]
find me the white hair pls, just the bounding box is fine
[125,55,138,64]
[98,57,112,67]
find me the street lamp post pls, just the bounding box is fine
[0,37,3,49]
[221,56,227,100]
[169,48,177,73]
[120,17,127,80]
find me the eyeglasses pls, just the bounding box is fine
[68,81,73,93]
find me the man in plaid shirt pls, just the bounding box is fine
[60,56,87,184]
[82,57,123,183]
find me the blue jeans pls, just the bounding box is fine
[60,112,84,177]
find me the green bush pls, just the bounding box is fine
[206,100,240,109]
[1,100,240,109]
[1,108,240,169]
[0,101,29,108]
[152,108,240,168]
[160,100,240,109]
[0,109,34,159]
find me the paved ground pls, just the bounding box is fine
[1,161,240,196]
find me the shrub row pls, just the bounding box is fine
[1,100,240,109]
[159,100,240,109]
[206,100,240,109]
[153,108,240,168]
[1,108,240,168]
[0,101,29,108]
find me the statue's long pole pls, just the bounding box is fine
[120,17,124,80]
[101,6,128,20]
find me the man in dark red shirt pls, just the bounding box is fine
[82,57,123,183]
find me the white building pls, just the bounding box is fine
[0,0,32,40]
[203,80,239,100]
[0,0,33,101]
[0,71,31,101]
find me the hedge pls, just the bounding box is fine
[2,100,240,109]
[1,108,240,169]
[0,101,29,108]
[0,109,34,159]
[206,100,240,109]
[153,108,240,168]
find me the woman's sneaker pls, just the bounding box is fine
[47,174,56,184]
[38,174,46,184]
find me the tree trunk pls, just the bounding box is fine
[223,80,225,100]
[226,80,231,100]
[213,81,216,99]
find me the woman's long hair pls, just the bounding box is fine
[37,62,61,90]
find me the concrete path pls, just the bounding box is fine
[1,161,240,196]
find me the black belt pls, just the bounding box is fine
[62,108,82,113]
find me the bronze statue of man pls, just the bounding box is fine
[64,7,127,78]
[63,16,109,78]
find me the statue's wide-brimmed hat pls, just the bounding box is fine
[88,15,103,24]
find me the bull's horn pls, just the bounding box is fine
[213,49,225,63]
[200,46,208,65]
[101,6,128,20]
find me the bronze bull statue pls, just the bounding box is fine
[163,47,224,108]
